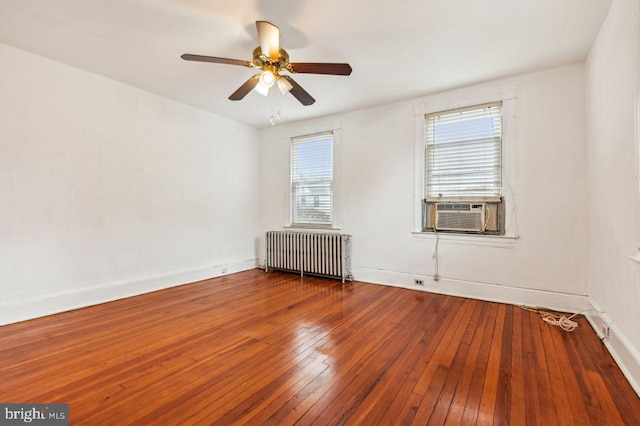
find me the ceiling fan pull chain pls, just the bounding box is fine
[269,89,282,126]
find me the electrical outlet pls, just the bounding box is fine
[414,279,424,286]
[601,325,610,338]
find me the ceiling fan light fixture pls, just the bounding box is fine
[277,76,293,94]
[254,70,275,96]
[253,81,270,96]
[259,70,275,88]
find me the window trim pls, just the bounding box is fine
[637,0,640,194]
[284,121,342,231]
[636,0,640,194]
[413,88,518,239]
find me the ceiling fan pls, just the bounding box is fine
[181,21,352,106]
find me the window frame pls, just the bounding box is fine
[413,88,518,240]
[284,121,342,231]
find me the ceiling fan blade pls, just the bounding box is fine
[229,75,260,101]
[288,62,352,76]
[282,76,315,106]
[181,54,251,67]
[256,21,280,60]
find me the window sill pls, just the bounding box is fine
[411,231,518,248]
[284,225,342,233]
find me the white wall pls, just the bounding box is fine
[0,43,261,324]
[260,64,588,307]
[585,0,640,391]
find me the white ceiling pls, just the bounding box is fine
[0,0,612,128]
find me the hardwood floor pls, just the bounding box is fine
[1,269,638,425]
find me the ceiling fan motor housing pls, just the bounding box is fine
[253,46,289,70]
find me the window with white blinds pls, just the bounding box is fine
[290,132,333,226]
[425,102,502,199]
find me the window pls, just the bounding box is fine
[426,102,502,199]
[290,132,333,227]
[423,102,504,234]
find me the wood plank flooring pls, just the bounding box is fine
[1,269,638,425]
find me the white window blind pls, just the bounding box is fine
[291,132,333,226]
[425,102,502,199]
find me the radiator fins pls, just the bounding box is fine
[265,231,353,283]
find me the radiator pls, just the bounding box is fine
[265,231,353,283]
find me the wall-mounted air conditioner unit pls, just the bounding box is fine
[435,203,486,232]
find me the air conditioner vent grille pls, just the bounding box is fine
[435,203,486,232]
[437,203,471,211]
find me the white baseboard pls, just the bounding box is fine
[352,267,589,313]
[585,299,640,398]
[0,258,258,326]
[352,267,640,398]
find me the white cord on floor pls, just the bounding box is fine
[540,312,579,332]
[520,306,596,332]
